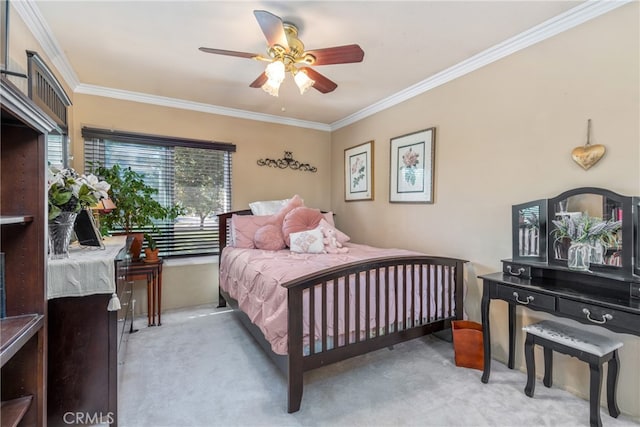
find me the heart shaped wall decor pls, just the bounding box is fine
[571,144,606,170]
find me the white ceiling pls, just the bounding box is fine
[18,1,625,130]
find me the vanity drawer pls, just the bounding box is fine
[502,262,532,279]
[496,285,556,311]
[557,299,639,333]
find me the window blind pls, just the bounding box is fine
[82,127,235,257]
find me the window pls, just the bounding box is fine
[47,131,69,167]
[82,127,235,257]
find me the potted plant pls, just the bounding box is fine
[143,233,160,262]
[551,213,621,270]
[91,163,183,260]
[47,165,110,258]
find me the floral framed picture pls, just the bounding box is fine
[389,128,435,203]
[344,140,374,201]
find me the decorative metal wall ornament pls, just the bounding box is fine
[571,119,606,170]
[257,151,317,172]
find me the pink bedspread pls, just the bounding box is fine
[220,243,453,355]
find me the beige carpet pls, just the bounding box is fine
[118,304,639,427]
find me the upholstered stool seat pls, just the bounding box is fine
[522,320,623,427]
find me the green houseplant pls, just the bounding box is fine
[143,233,160,262]
[92,163,183,259]
[551,213,621,270]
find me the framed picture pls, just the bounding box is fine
[389,128,435,203]
[344,140,374,201]
[74,209,104,249]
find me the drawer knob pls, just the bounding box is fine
[513,292,534,305]
[507,265,526,276]
[582,308,613,324]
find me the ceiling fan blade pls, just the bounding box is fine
[249,72,268,88]
[304,44,364,65]
[299,67,337,94]
[254,10,289,49]
[199,47,259,59]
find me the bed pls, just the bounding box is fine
[217,202,467,413]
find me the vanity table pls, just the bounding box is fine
[480,187,640,383]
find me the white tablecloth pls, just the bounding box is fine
[47,236,127,300]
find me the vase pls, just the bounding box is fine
[49,211,78,259]
[589,240,605,265]
[567,242,590,271]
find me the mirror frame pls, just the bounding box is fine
[634,197,640,277]
[512,199,547,262]
[548,187,632,274]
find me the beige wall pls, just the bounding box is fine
[71,95,332,210]
[8,1,639,419]
[331,3,639,418]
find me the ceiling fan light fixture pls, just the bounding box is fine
[294,70,315,95]
[262,60,286,96]
[265,60,285,83]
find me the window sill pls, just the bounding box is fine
[163,256,218,267]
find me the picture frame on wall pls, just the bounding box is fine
[344,140,374,201]
[389,127,435,203]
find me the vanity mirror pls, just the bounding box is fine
[547,187,632,274]
[511,199,547,262]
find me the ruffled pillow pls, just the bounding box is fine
[271,194,305,227]
[253,224,286,251]
[282,207,324,246]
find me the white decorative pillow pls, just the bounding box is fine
[289,228,324,254]
[249,198,290,216]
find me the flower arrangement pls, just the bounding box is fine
[47,165,110,221]
[551,213,621,246]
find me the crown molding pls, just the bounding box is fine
[329,0,632,131]
[75,84,331,131]
[12,0,80,90]
[17,0,630,132]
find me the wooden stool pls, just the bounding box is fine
[523,320,623,427]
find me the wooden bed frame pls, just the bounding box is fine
[217,210,467,413]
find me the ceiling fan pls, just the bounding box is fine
[199,10,365,96]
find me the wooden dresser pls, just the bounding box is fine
[47,237,130,427]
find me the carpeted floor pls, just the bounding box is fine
[119,304,639,427]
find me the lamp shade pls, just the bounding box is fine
[262,60,286,97]
[294,70,315,94]
[93,198,116,211]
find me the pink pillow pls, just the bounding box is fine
[323,212,335,226]
[231,214,272,248]
[282,207,324,246]
[254,224,286,251]
[318,218,350,244]
[271,194,304,227]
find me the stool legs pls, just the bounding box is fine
[523,333,620,427]
[606,350,620,418]
[589,362,603,427]
[543,347,553,388]
[524,333,535,397]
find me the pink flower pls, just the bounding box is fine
[402,148,419,168]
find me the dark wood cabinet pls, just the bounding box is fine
[47,243,129,427]
[1,77,56,426]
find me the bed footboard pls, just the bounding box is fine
[217,210,466,413]
[283,255,466,413]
